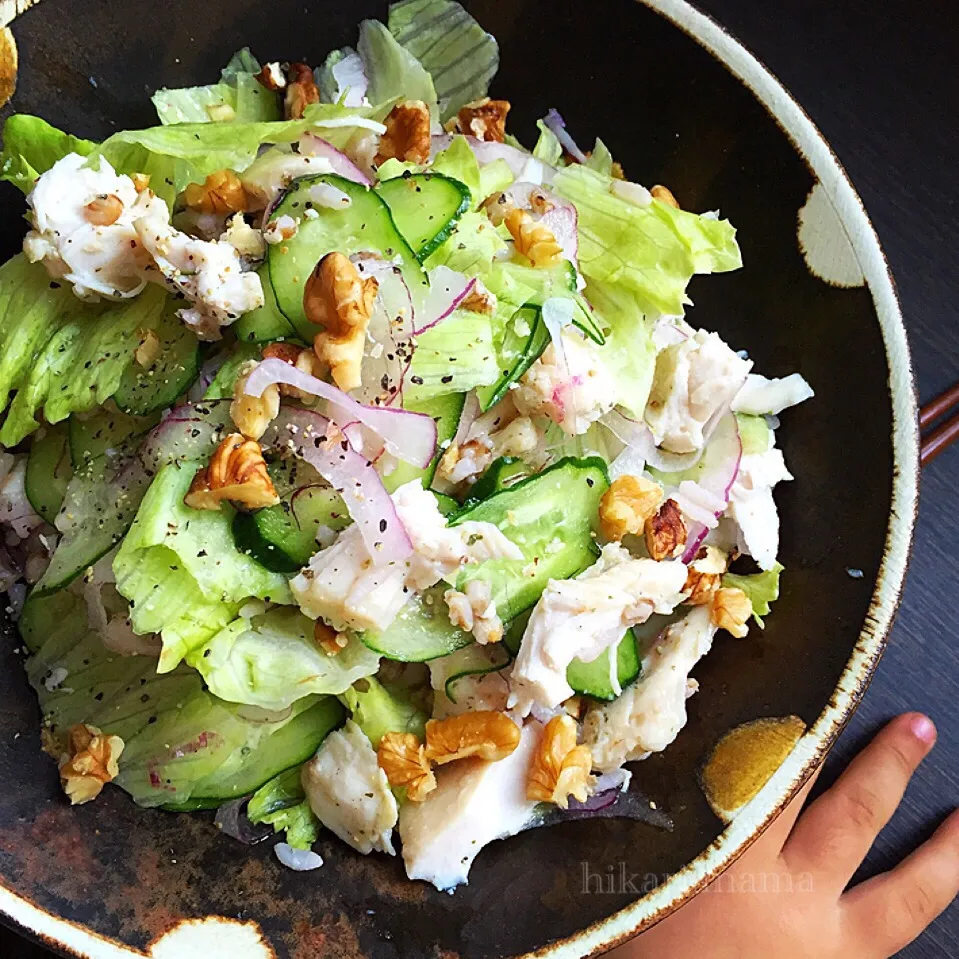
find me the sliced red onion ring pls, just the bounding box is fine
[245,359,436,468]
[415,266,476,334]
[275,842,324,871]
[540,204,579,264]
[299,133,372,186]
[139,400,234,472]
[543,108,589,164]
[215,797,272,845]
[603,411,705,474]
[262,408,413,562]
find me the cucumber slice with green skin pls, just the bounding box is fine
[376,172,471,262]
[450,456,609,622]
[113,302,201,416]
[382,391,466,493]
[232,485,350,573]
[268,174,427,341]
[565,629,641,701]
[25,423,73,523]
[433,492,458,517]
[68,405,159,468]
[203,342,264,400]
[362,585,475,662]
[444,643,512,704]
[234,265,298,344]
[476,305,547,411]
[504,261,605,344]
[463,456,529,506]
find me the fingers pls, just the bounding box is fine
[759,766,822,854]
[842,807,959,957]
[781,713,936,886]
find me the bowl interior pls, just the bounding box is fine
[0,1,899,956]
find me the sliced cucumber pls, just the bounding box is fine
[68,405,159,468]
[203,342,264,400]
[433,492,459,517]
[508,260,605,344]
[376,172,471,262]
[464,456,529,506]
[382,391,465,493]
[443,643,512,704]
[450,456,609,621]
[566,629,641,701]
[113,300,201,416]
[234,265,297,343]
[232,485,350,573]
[268,174,427,340]
[361,585,474,662]
[476,305,547,411]
[25,423,73,523]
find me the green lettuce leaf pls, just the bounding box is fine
[113,463,290,672]
[339,676,427,748]
[585,138,615,176]
[248,766,321,849]
[220,48,261,83]
[431,136,480,204]
[0,115,97,194]
[187,607,380,710]
[722,563,784,627]
[358,19,438,118]
[423,210,506,276]
[553,164,742,316]
[532,120,563,165]
[388,0,500,122]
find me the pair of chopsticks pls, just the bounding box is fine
[920,381,959,466]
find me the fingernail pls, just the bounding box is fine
[910,714,937,745]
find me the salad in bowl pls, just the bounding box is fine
[0,0,813,889]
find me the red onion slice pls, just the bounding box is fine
[245,359,436,469]
[540,204,579,264]
[415,266,476,334]
[262,408,413,562]
[299,133,373,186]
[543,108,589,164]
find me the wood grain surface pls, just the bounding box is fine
[3,0,957,955]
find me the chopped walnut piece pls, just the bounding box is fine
[231,360,281,440]
[444,580,503,645]
[58,723,124,805]
[650,184,680,208]
[711,587,752,638]
[305,251,379,392]
[284,62,319,120]
[376,100,431,165]
[599,475,664,541]
[424,710,521,765]
[183,169,250,216]
[255,61,287,91]
[262,341,321,399]
[528,188,555,216]
[482,191,516,227]
[456,97,510,143]
[377,732,437,802]
[526,714,592,808]
[644,498,687,561]
[313,620,348,656]
[460,281,496,315]
[563,695,584,720]
[505,208,563,268]
[184,433,280,512]
[84,194,124,227]
[134,328,161,369]
[684,546,728,606]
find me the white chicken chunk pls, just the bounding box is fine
[399,721,541,889]
[732,373,814,416]
[301,720,398,855]
[513,330,615,435]
[23,153,149,300]
[584,606,719,772]
[645,330,752,453]
[134,192,264,340]
[291,481,522,633]
[508,544,689,716]
[727,447,793,570]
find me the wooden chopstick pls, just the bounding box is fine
[919,381,959,466]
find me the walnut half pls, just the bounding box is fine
[424,710,521,765]
[599,475,664,542]
[304,252,379,392]
[684,546,728,606]
[377,732,437,802]
[456,97,511,143]
[376,100,431,165]
[184,433,280,511]
[526,715,592,809]
[644,498,687,561]
[711,586,752,638]
[183,169,250,216]
[59,723,124,805]
[284,63,319,120]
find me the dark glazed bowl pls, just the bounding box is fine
[0,0,919,957]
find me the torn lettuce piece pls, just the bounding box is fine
[318,47,369,107]
[532,121,563,165]
[422,210,507,277]
[722,563,784,627]
[187,607,381,711]
[432,136,481,206]
[553,164,742,316]
[358,19,438,119]
[339,676,427,748]
[113,463,290,672]
[388,0,500,122]
[585,138,615,176]
[0,115,97,194]
[220,47,261,83]
[249,767,322,849]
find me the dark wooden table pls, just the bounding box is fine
[3,0,957,955]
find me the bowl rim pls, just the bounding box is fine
[0,0,920,956]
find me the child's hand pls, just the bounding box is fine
[616,713,959,959]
